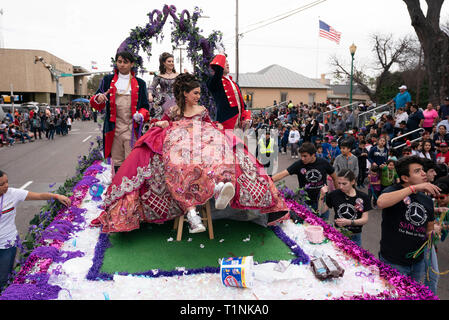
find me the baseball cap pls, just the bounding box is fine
[445,97,449,101]
[398,85,407,90]
[440,142,448,147]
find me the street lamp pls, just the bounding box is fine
[349,43,357,104]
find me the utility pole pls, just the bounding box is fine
[10,84,14,116]
[175,47,186,72]
[235,0,239,83]
[35,56,62,108]
[0,9,5,48]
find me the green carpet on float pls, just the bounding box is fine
[100,219,295,274]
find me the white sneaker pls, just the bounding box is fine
[186,209,206,234]
[215,182,235,210]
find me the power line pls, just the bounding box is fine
[223,0,327,41]
[246,0,326,29]
[223,42,351,51]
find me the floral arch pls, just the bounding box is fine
[116,4,224,119]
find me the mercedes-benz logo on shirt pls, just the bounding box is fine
[305,169,322,183]
[336,204,357,220]
[405,202,428,227]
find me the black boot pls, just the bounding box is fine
[267,211,290,226]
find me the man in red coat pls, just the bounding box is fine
[207,54,251,131]
[90,51,150,173]
[89,51,150,228]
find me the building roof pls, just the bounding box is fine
[230,64,329,89]
[330,84,366,95]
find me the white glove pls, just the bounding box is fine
[216,42,226,55]
[133,112,143,122]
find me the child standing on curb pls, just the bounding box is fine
[368,166,382,207]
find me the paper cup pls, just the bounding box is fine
[305,226,325,244]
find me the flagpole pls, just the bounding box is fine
[316,17,320,79]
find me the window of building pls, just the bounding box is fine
[308,92,316,104]
[244,92,254,108]
[280,92,288,104]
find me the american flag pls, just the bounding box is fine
[91,61,98,70]
[319,20,342,44]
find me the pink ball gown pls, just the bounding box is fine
[99,106,289,233]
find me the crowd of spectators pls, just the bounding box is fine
[0,103,95,148]
[252,94,449,297]
[251,96,449,185]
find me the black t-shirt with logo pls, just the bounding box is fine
[287,157,335,205]
[325,189,372,234]
[380,184,435,266]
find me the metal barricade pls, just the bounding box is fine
[264,101,288,111]
[390,128,425,150]
[321,102,360,135]
[357,103,395,129]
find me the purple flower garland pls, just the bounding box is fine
[0,162,102,300]
[285,199,438,300]
[116,4,223,118]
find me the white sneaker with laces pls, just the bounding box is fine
[215,182,235,210]
[186,209,206,234]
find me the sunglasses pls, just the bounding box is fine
[434,194,448,200]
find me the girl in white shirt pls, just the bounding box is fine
[288,126,301,159]
[394,108,409,128]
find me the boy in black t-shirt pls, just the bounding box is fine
[377,156,441,283]
[273,142,338,220]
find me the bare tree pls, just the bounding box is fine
[403,0,449,105]
[330,33,416,102]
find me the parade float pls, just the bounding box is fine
[0,136,437,300]
[0,5,437,301]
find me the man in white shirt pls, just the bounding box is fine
[0,170,70,290]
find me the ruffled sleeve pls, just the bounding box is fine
[149,75,161,97]
[201,107,223,131]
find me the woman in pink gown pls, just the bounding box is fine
[99,74,289,234]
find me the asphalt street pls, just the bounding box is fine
[2,119,449,299]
